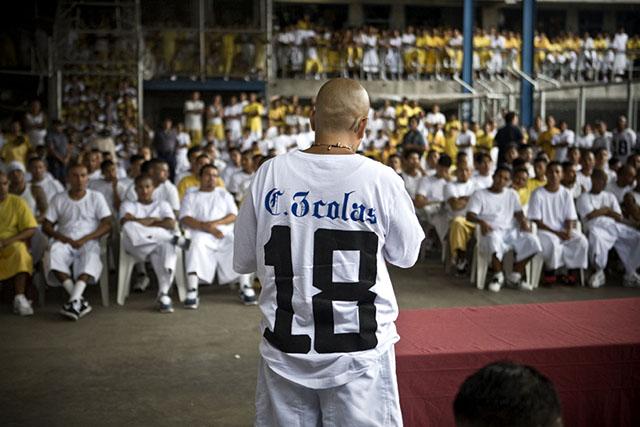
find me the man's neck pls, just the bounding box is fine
[69,189,86,200]
[200,187,214,193]
[489,186,502,194]
[545,183,560,192]
[590,189,602,195]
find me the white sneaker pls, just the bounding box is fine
[488,273,504,293]
[589,270,606,289]
[518,281,534,291]
[623,272,640,288]
[13,295,34,316]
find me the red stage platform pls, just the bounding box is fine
[396,298,640,427]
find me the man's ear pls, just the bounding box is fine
[356,117,368,140]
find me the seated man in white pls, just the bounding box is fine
[88,159,127,214]
[576,169,640,288]
[227,150,256,205]
[414,154,452,248]
[528,161,589,286]
[119,175,189,313]
[180,164,256,308]
[466,166,542,292]
[42,164,112,320]
[606,164,636,204]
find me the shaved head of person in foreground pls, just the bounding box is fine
[309,78,370,153]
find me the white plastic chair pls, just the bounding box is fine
[470,225,536,290]
[116,229,187,306]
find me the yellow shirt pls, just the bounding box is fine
[527,178,546,193]
[476,130,494,152]
[428,130,446,153]
[244,102,264,133]
[444,130,459,159]
[537,127,560,159]
[0,194,37,279]
[445,120,461,134]
[516,186,532,207]
[1,134,31,165]
[178,175,200,200]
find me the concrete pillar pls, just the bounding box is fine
[348,2,364,27]
[390,3,405,30]
[566,8,578,34]
[520,0,536,127]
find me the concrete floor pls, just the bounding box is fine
[1,256,638,426]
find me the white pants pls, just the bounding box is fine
[478,228,542,262]
[538,229,589,270]
[185,231,240,285]
[255,347,402,427]
[45,240,102,285]
[122,222,177,284]
[587,218,640,274]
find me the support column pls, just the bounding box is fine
[462,0,474,122]
[520,0,536,127]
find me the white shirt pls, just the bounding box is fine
[472,173,493,190]
[89,178,128,213]
[425,112,446,127]
[227,170,255,203]
[552,129,575,162]
[528,186,578,232]
[46,190,111,240]
[576,191,621,226]
[31,176,64,204]
[467,188,522,231]
[455,130,477,161]
[606,181,634,203]
[119,199,174,221]
[233,150,424,389]
[401,171,423,199]
[179,188,238,247]
[221,164,240,187]
[416,175,448,203]
[184,100,204,131]
[576,171,593,193]
[444,180,476,218]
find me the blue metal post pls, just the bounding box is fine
[521,0,536,127]
[462,0,474,122]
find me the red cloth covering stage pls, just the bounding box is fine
[395,298,640,427]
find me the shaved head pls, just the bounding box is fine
[313,78,370,133]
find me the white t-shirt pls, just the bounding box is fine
[401,171,423,199]
[552,129,575,162]
[606,181,634,203]
[472,173,493,190]
[528,186,578,231]
[425,112,446,127]
[576,171,593,193]
[221,164,240,187]
[576,191,621,225]
[455,130,476,160]
[233,151,424,389]
[184,100,204,131]
[89,178,128,213]
[119,199,175,221]
[467,188,522,231]
[46,190,111,240]
[125,180,180,212]
[179,188,237,246]
[444,180,476,218]
[416,175,448,202]
[228,170,254,203]
[31,176,64,204]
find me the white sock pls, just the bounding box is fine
[62,279,74,296]
[187,274,199,298]
[238,274,252,291]
[14,293,27,302]
[509,272,522,283]
[70,280,86,302]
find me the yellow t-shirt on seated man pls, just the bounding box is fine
[0,194,38,280]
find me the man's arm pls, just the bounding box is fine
[514,210,531,232]
[0,228,36,249]
[42,219,73,244]
[75,216,113,248]
[233,191,258,274]
[466,211,492,235]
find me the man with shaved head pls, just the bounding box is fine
[234,78,424,426]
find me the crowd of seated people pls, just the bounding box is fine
[1,90,639,318]
[275,19,639,82]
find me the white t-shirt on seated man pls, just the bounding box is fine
[233,78,423,426]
